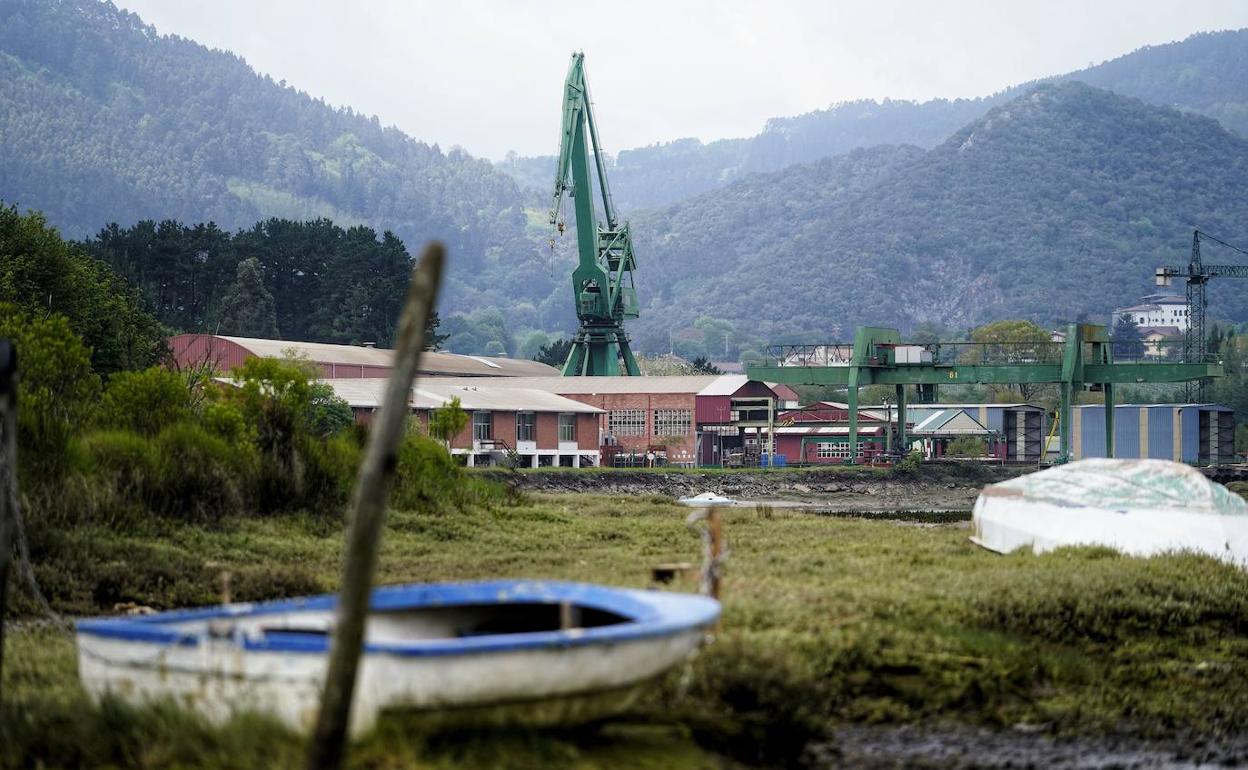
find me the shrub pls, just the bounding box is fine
[301,432,361,510]
[305,381,354,438]
[149,423,250,523]
[97,367,192,436]
[945,436,987,457]
[391,433,468,512]
[0,303,100,480]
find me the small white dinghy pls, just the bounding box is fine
[677,492,737,507]
[971,458,1248,566]
[76,580,720,735]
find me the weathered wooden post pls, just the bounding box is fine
[306,243,444,770]
[0,339,16,699]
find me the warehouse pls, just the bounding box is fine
[322,379,603,467]
[425,375,783,467]
[1070,404,1236,464]
[869,403,1047,462]
[169,334,558,379]
[906,407,995,458]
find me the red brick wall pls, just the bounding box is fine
[557,393,697,460]
[492,411,516,447]
[576,413,598,447]
[535,412,559,450]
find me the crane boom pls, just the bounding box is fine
[549,52,640,376]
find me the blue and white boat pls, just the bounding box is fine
[76,580,720,735]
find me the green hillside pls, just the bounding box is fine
[627,82,1248,351]
[501,29,1248,211]
[0,0,535,307]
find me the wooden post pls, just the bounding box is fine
[0,340,16,700]
[706,509,723,600]
[306,243,444,770]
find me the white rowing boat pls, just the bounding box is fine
[76,580,720,735]
[677,492,737,506]
[971,458,1248,566]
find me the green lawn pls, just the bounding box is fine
[5,491,1248,768]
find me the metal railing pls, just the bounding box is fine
[755,338,1218,368]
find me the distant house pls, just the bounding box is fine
[1114,293,1189,332]
[1137,326,1183,359]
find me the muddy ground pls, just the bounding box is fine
[483,463,1028,513]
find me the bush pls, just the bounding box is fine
[391,433,469,512]
[0,303,100,481]
[305,381,354,437]
[149,423,251,523]
[97,367,192,436]
[945,436,987,458]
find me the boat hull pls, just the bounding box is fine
[77,581,719,735]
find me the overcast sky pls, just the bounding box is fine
[113,0,1248,161]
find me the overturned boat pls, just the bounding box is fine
[76,580,720,735]
[972,458,1248,566]
[677,492,737,506]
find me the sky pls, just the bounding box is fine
[113,0,1248,161]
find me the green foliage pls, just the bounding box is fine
[945,436,987,457]
[690,357,722,375]
[391,433,471,512]
[96,367,193,436]
[306,381,354,438]
[532,338,572,368]
[0,206,165,373]
[217,257,278,338]
[0,303,100,479]
[428,397,468,445]
[148,423,250,524]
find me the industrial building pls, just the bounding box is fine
[1069,404,1236,464]
[169,334,559,379]
[323,379,603,467]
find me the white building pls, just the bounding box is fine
[1114,294,1189,332]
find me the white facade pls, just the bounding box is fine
[1115,294,1189,332]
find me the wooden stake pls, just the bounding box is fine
[0,340,16,702]
[707,509,723,600]
[306,243,444,770]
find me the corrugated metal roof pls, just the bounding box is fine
[422,375,738,395]
[911,409,990,435]
[869,402,1044,410]
[321,379,602,413]
[216,336,558,377]
[743,425,885,436]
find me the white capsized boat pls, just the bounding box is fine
[971,458,1248,566]
[76,580,720,735]
[677,492,737,506]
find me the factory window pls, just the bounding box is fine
[473,411,493,442]
[516,412,535,442]
[559,413,577,442]
[653,409,692,436]
[608,409,646,437]
[815,443,836,459]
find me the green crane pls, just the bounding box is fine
[549,52,641,376]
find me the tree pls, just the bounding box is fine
[1112,314,1145,361]
[966,320,1055,401]
[0,206,165,374]
[0,304,101,479]
[428,397,468,449]
[533,338,573,368]
[691,356,722,374]
[218,257,280,338]
[425,311,449,351]
[306,381,355,437]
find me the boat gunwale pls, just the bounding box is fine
[76,580,721,657]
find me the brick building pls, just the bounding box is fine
[323,379,602,467]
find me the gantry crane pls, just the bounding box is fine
[1155,230,1248,399]
[549,52,641,376]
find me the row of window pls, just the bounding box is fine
[607,408,692,437]
[814,441,869,459]
[473,412,578,443]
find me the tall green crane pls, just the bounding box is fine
[549,52,641,376]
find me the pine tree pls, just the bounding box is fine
[218,257,279,338]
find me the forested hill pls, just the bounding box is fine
[0,0,533,289]
[500,29,1248,211]
[625,82,1248,350]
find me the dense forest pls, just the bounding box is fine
[0,0,540,316]
[626,82,1248,350]
[500,29,1248,211]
